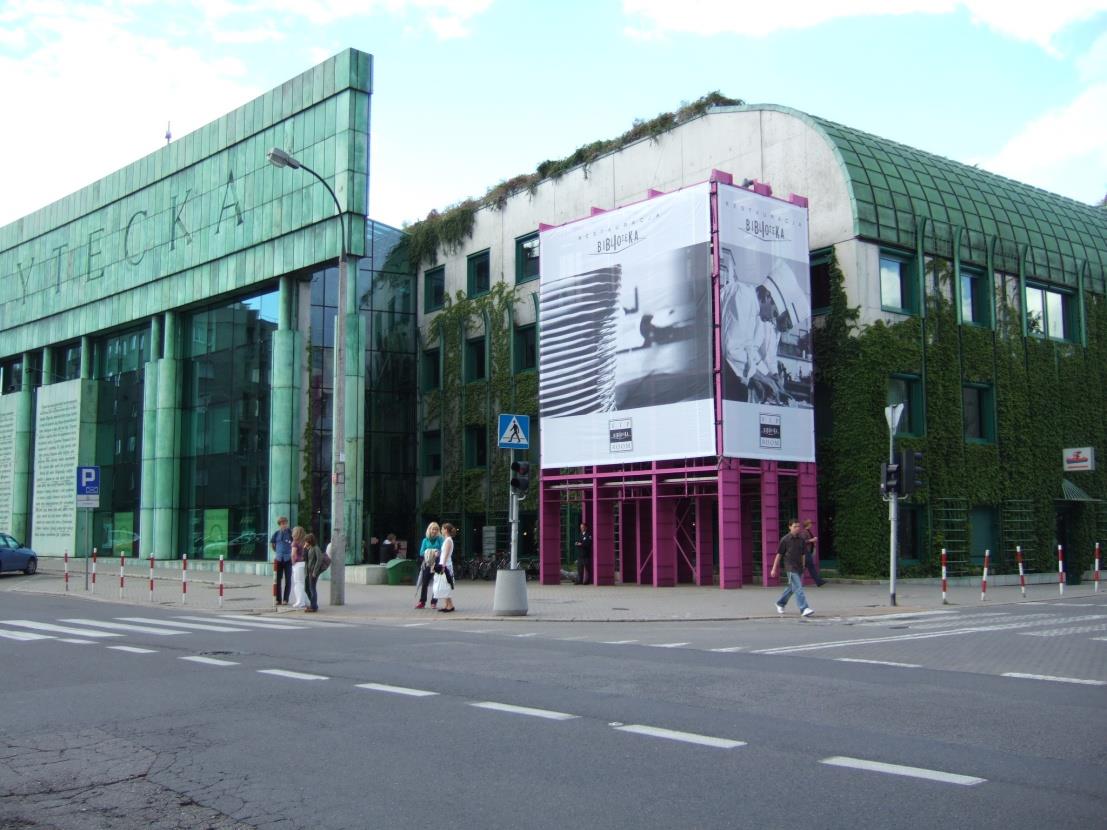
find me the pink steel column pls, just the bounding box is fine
[717,464,742,588]
[797,462,819,584]
[538,475,561,585]
[760,460,781,587]
[593,489,615,585]
[695,495,715,586]
[653,481,677,587]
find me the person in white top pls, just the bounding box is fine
[434,523,457,612]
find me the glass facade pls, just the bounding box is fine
[94,327,148,556]
[179,292,278,560]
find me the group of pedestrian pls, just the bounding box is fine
[414,521,457,612]
[270,516,331,613]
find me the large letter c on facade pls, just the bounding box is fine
[124,209,148,267]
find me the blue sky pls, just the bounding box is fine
[1,0,1105,230]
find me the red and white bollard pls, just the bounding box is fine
[148,555,155,602]
[273,559,279,607]
[218,556,225,609]
[1017,546,1027,598]
[980,549,990,601]
[181,554,188,604]
[940,548,948,605]
[119,554,125,600]
[1058,544,1065,596]
[1094,542,1101,593]
[64,550,70,591]
[91,547,97,594]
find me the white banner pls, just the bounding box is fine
[718,185,814,461]
[31,380,82,555]
[539,184,715,467]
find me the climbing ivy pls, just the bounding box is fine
[815,251,1107,578]
[298,335,315,529]
[404,92,745,268]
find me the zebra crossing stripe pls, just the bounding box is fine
[0,621,121,638]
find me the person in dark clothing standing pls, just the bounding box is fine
[575,522,593,585]
[801,518,826,587]
[269,516,293,605]
[771,519,814,617]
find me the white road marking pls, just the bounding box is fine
[821,756,985,786]
[1020,624,1107,637]
[709,646,745,653]
[513,632,538,638]
[117,617,250,633]
[356,683,438,697]
[180,656,238,666]
[601,640,638,645]
[60,619,186,636]
[470,702,577,720]
[0,621,121,638]
[1001,673,1105,686]
[836,658,921,668]
[755,615,1107,654]
[108,646,158,654]
[0,630,53,641]
[60,639,96,644]
[175,615,305,630]
[847,611,955,624]
[258,669,329,680]
[614,724,745,749]
[1093,637,1107,642]
[460,629,494,634]
[647,642,690,649]
[401,623,430,627]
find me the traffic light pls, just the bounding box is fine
[880,460,901,497]
[510,460,531,498]
[902,450,925,495]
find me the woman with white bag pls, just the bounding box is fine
[433,523,456,612]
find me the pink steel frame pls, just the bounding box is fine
[537,172,819,588]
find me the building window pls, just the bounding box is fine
[467,250,491,296]
[1,357,23,394]
[963,384,995,443]
[514,325,536,373]
[809,248,832,314]
[516,234,540,283]
[465,337,486,382]
[879,251,915,313]
[959,266,990,326]
[888,374,923,436]
[465,426,487,468]
[424,266,444,313]
[1024,283,1073,340]
[422,349,440,391]
[423,430,441,475]
[53,343,82,382]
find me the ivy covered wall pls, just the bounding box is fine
[816,250,1106,578]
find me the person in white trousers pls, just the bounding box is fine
[290,525,308,609]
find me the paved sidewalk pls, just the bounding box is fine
[7,559,1103,623]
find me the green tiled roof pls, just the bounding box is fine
[748,105,1107,294]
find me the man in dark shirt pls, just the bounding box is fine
[574,522,593,586]
[770,519,814,617]
[269,516,293,605]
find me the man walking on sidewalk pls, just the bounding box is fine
[771,519,814,618]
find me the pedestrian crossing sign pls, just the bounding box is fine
[497,414,530,449]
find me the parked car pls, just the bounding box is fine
[0,533,38,575]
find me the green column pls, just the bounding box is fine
[79,335,92,379]
[269,276,300,536]
[152,312,181,558]
[41,347,54,387]
[10,356,33,544]
[139,317,161,557]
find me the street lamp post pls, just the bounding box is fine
[268,147,348,605]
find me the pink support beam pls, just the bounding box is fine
[653,484,677,587]
[539,477,562,585]
[620,501,636,583]
[760,461,780,587]
[797,462,819,584]
[717,464,742,588]
[637,498,652,585]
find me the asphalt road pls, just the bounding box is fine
[1,590,1104,829]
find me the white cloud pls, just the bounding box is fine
[190,0,493,36]
[1077,30,1107,79]
[621,0,1107,54]
[974,83,1107,203]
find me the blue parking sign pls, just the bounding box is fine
[77,466,100,508]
